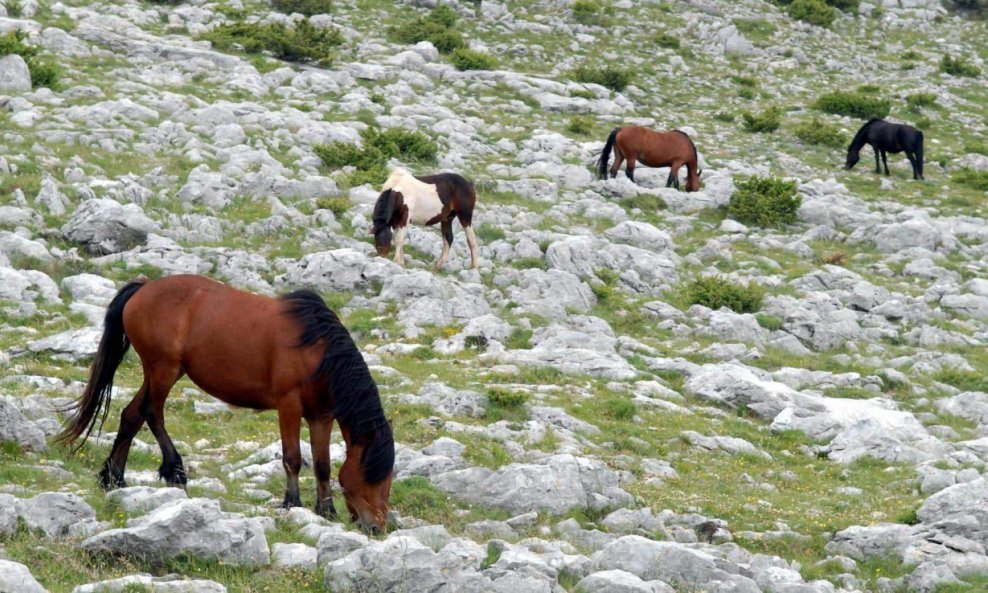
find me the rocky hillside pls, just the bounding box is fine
[2,0,988,591]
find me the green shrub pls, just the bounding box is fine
[815,90,891,119]
[728,175,801,227]
[953,168,988,191]
[388,5,465,54]
[906,92,937,111]
[0,31,59,89]
[572,63,633,92]
[787,0,837,27]
[364,127,438,163]
[315,196,351,216]
[487,387,528,408]
[199,19,342,64]
[932,367,988,392]
[571,0,604,24]
[756,313,783,331]
[603,397,637,420]
[449,48,497,71]
[793,117,847,147]
[940,54,981,77]
[565,114,595,137]
[680,276,766,313]
[653,32,680,48]
[741,107,782,133]
[714,111,735,123]
[272,0,332,16]
[314,127,437,187]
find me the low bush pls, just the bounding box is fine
[815,90,891,119]
[653,32,680,49]
[571,0,605,24]
[572,63,633,92]
[449,48,497,71]
[0,31,59,88]
[756,313,783,331]
[565,114,595,137]
[906,92,937,111]
[271,0,332,16]
[787,0,837,27]
[315,196,351,217]
[741,107,782,133]
[199,19,342,64]
[680,276,765,313]
[388,5,465,54]
[793,117,847,147]
[940,54,981,77]
[487,387,528,409]
[728,175,801,227]
[314,127,437,187]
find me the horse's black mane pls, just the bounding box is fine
[371,189,395,230]
[672,129,699,165]
[280,290,394,484]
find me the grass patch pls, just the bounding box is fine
[271,0,332,16]
[906,92,938,111]
[653,32,681,49]
[198,19,342,65]
[815,91,891,120]
[676,275,765,313]
[932,367,988,392]
[728,175,801,228]
[450,48,497,71]
[786,0,837,27]
[940,54,981,77]
[952,168,988,191]
[793,117,847,148]
[565,114,595,137]
[571,63,633,92]
[571,0,606,25]
[388,4,465,54]
[742,107,782,133]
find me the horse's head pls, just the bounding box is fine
[370,190,403,257]
[686,169,703,192]
[845,150,860,170]
[339,423,394,534]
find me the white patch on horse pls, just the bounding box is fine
[382,168,443,226]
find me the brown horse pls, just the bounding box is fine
[370,167,479,270]
[596,126,701,191]
[57,274,395,533]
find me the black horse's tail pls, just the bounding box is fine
[596,128,621,180]
[57,280,146,449]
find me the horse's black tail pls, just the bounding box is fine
[57,280,146,449]
[596,128,620,180]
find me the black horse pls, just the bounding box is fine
[846,118,924,180]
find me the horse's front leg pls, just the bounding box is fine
[873,146,881,174]
[434,219,453,270]
[464,225,478,270]
[308,416,337,519]
[278,397,303,509]
[393,226,408,267]
[882,151,890,176]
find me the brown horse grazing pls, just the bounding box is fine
[57,275,395,533]
[370,167,479,270]
[596,126,701,191]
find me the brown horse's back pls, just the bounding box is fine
[122,275,320,411]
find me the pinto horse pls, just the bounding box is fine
[57,275,395,533]
[370,168,479,270]
[596,126,701,191]
[846,118,924,180]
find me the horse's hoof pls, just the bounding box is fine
[315,499,338,519]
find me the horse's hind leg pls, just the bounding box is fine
[308,415,337,518]
[671,164,682,190]
[434,218,453,270]
[906,152,919,180]
[143,364,186,488]
[278,396,304,508]
[99,382,149,490]
[874,146,881,174]
[625,156,637,183]
[610,152,624,179]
